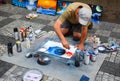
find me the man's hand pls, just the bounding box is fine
[61,39,70,49]
[75,43,84,51]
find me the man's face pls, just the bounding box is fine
[75,9,80,23]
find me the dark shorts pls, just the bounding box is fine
[61,20,82,33]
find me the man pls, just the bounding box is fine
[53,2,92,51]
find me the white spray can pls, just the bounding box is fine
[25,38,30,48]
[84,51,90,65]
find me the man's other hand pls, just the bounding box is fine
[61,40,70,49]
[75,43,84,51]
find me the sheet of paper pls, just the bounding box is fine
[38,41,77,59]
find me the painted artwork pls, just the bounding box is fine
[38,41,77,59]
[89,4,103,23]
[37,0,58,15]
[57,0,72,15]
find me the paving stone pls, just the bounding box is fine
[41,75,49,81]
[114,57,120,64]
[92,22,101,29]
[113,27,120,33]
[15,77,23,81]
[42,25,54,32]
[20,16,51,24]
[95,75,102,81]
[0,10,13,17]
[98,22,115,31]
[9,14,23,19]
[0,78,4,81]
[52,78,61,81]
[107,74,114,81]
[110,32,120,39]
[0,18,15,28]
[0,16,7,21]
[109,55,115,62]
[48,21,55,27]
[0,60,14,77]
[8,65,18,72]
[88,28,97,34]
[97,36,108,43]
[11,66,28,75]
[47,76,54,80]
[37,14,59,21]
[95,30,111,37]
[105,53,111,61]
[100,60,120,77]
[114,76,120,81]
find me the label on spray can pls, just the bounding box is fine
[16,40,22,52]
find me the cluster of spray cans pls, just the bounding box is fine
[67,48,98,67]
[13,25,35,53]
[81,48,98,65]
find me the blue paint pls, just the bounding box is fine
[47,46,65,56]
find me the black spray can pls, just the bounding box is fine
[16,40,22,52]
[13,28,19,40]
[74,49,81,67]
[7,43,13,57]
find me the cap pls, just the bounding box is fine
[79,7,92,25]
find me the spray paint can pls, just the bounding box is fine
[91,54,96,62]
[16,40,22,52]
[84,51,90,65]
[7,43,13,57]
[19,30,24,42]
[74,49,80,67]
[25,38,30,48]
[13,28,19,40]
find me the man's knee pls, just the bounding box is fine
[61,28,69,35]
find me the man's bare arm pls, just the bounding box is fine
[53,19,70,49]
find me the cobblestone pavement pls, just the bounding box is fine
[0,4,120,81]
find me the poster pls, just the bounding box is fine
[37,0,58,15]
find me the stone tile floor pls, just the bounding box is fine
[0,4,120,81]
